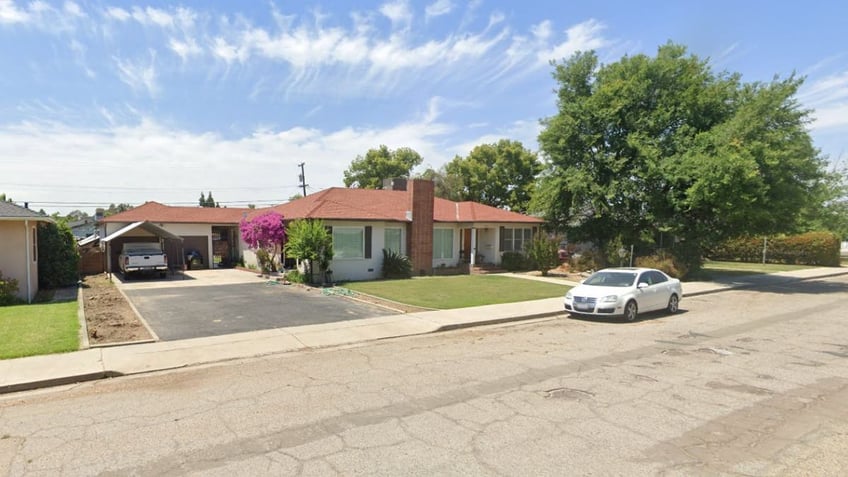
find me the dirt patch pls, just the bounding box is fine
[81,274,152,344]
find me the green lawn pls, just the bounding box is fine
[0,301,79,360]
[343,275,570,309]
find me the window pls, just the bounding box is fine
[333,227,364,259]
[433,228,453,259]
[501,227,533,253]
[32,227,37,262]
[384,228,402,254]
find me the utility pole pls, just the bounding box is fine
[297,162,308,197]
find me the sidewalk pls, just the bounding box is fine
[2,267,846,395]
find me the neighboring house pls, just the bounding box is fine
[98,179,544,281]
[0,202,52,303]
[99,203,248,273]
[68,217,98,240]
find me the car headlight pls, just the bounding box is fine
[565,292,573,300]
[600,295,618,303]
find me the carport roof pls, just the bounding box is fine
[100,221,183,242]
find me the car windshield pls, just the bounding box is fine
[584,271,637,287]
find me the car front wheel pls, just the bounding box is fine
[623,300,638,322]
[667,294,680,314]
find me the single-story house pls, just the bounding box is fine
[0,202,53,303]
[99,203,247,273]
[99,179,544,281]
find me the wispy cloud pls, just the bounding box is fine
[425,0,453,20]
[114,51,160,98]
[800,70,848,130]
[379,0,412,30]
[0,0,30,24]
[538,18,608,65]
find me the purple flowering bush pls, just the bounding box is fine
[240,211,286,272]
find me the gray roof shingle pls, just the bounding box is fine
[0,201,50,219]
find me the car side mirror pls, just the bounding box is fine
[637,282,649,289]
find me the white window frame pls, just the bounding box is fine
[333,226,365,260]
[503,227,533,253]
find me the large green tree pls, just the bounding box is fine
[343,145,423,189]
[417,165,464,201]
[535,43,832,271]
[445,139,541,212]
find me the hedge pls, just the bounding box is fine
[709,231,841,266]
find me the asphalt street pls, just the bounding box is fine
[123,282,395,340]
[2,275,847,475]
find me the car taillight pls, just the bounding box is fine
[124,257,128,265]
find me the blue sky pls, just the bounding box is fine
[1,0,846,214]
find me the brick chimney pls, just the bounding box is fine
[407,179,434,276]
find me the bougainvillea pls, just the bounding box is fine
[239,211,286,271]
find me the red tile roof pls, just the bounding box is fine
[101,201,250,224]
[258,188,543,224]
[103,190,543,225]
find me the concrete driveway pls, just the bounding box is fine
[118,269,396,341]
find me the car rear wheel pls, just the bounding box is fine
[667,294,679,314]
[623,300,638,322]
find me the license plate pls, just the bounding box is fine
[575,303,593,311]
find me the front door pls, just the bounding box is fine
[462,229,472,263]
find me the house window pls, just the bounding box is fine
[384,228,402,254]
[333,227,364,259]
[501,227,533,253]
[433,228,453,259]
[32,227,37,262]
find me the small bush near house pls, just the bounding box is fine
[527,235,560,276]
[0,270,21,306]
[285,269,306,284]
[37,221,80,289]
[635,252,688,278]
[501,252,531,272]
[382,249,412,279]
[571,250,600,273]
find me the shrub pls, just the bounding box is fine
[571,250,600,273]
[501,252,531,272]
[285,269,306,284]
[527,235,560,276]
[709,232,840,266]
[635,252,688,278]
[37,221,80,289]
[0,270,21,306]
[382,249,412,279]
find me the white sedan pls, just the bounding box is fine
[564,267,682,322]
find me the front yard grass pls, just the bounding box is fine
[343,275,569,309]
[0,301,78,360]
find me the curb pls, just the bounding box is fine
[683,269,848,297]
[0,371,123,395]
[435,310,563,332]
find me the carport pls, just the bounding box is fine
[100,221,184,276]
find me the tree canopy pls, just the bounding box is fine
[535,43,835,270]
[343,145,423,189]
[445,139,541,213]
[199,191,219,207]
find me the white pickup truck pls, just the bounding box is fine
[119,242,168,278]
